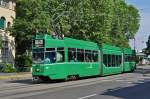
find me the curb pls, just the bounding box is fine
[0,73,32,81]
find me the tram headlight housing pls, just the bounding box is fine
[45,66,49,69]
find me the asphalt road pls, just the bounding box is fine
[0,65,150,99]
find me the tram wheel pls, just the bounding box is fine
[32,76,42,84]
[67,75,79,81]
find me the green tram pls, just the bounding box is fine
[32,34,136,82]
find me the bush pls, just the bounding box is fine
[15,54,32,67]
[16,66,31,72]
[15,54,32,72]
[1,64,16,73]
[0,64,4,72]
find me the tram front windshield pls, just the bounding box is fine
[32,49,57,64]
[33,48,44,64]
[33,48,64,64]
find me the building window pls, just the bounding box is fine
[0,0,9,8]
[1,40,9,58]
[7,22,11,28]
[2,40,8,47]
[1,48,9,57]
[0,17,6,29]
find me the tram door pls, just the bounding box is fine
[99,50,103,76]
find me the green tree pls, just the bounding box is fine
[11,0,50,55]
[47,0,140,46]
[10,0,51,67]
[11,0,140,67]
[0,35,2,48]
[109,0,140,47]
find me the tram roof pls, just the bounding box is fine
[34,34,133,52]
[64,37,99,49]
[102,44,122,51]
[123,48,134,54]
[35,34,99,50]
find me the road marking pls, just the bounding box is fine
[77,94,97,99]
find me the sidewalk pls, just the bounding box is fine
[137,65,150,76]
[0,72,32,81]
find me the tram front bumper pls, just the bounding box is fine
[32,65,66,80]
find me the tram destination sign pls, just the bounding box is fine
[34,39,44,47]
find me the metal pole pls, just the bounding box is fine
[134,37,136,51]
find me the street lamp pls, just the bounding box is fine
[133,37,136,50]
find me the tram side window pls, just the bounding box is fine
[68,48,77,62]
[68,48,98,62]
[116,55,119,66]
[56,48,64,62]
[117,55,120,66]
[103,54,122,67]
[112,55,115,67]
[44,48,64,63]
[125,54,128,62]
[128,56,133,62]
[45,48,56,63]
[119,55,122,65]
[85,50,92,62]
[77,49,84,62]
[103,54,108,66]
[125,54,133,62]
[92,51,98,62]
[107,55,112,67]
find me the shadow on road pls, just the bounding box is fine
[6,75,100,85]
[6,79,58,84]
[102,80,150,99]
[7,79,33,84]
[6,78,74,84]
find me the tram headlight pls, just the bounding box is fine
[36,68,40,72]
[45,67,49,69]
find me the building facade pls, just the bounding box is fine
[0,0,15,65]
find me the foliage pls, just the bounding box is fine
[10,0,140,57]
[0,35,2,48]
[1,64,16,73]
[15,53,32,67]
[15,66,31,72]
[10,0,50,55]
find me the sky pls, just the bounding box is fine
[126,0,150,52]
